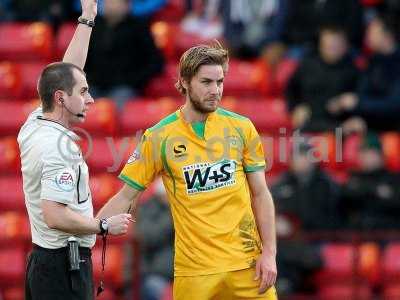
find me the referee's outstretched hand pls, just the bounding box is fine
[107,213,133,235]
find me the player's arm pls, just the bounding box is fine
[247,170,277,294]
[63,0,97,69]
[96,184,143,219]
[42,200,131,235]
[96,129,162,219]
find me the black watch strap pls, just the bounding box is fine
[99,218,108,235]
[78,16,95,28]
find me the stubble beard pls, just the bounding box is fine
[187,87,220,114]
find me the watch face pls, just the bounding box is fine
[102,220,108,231]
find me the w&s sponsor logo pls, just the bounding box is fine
[183,159,237,194]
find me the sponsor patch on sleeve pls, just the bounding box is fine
[127,149,140,164]
[54,168,76,192]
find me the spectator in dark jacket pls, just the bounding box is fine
[286,25,359,132]
[272,142,335,295]
[271,142,342,231]
[85,0,164,109]
[328,14,400,132]
[136,179,173,300]
[342,133,400,230]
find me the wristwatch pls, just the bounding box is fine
[78,16,95,28]
[99,218,108,235]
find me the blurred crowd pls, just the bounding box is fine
[2,0,400,298]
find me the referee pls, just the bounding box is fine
[17,1,132,299]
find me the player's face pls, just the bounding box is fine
[66,69,94,123]
[186,64,224,113]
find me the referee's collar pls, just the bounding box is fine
[37,116,81,141]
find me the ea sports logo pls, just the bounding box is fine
[55,169,75,192]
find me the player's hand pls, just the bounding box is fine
[106,213,133,235]
[254,251,277,294]
[80,0,98,20]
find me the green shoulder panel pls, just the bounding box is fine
[148,112,179,132]
[216,107,249,121]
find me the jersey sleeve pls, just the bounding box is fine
[40,143,77,204]
[242,121,266,173]
[119,129,163,191]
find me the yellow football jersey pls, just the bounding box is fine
[119,107,266,276]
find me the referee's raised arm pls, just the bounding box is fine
[63,0,97,69]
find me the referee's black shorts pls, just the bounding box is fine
[25,244,94,300]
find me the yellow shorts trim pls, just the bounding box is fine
[173,267,278,300]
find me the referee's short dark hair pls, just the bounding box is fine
[38,62,85,113]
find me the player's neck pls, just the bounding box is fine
[181,104,208,123]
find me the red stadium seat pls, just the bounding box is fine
[92,245,124,287]
[381,132,400,172]
[382,242,400,282]
[0,248,25,285]
[83,136,138,174]
[55,23,75,60]
[77,98,118,137]
[90,173,120,209]
[0,176,25,211]
[0,22,53,61]
[358,242,381,286]
[0,212,30,244]
[0,137,20,174]
[120,97,180,135]
[382,284,400,300]
[235,99,291,134]
[2,287,24,300]
[18,62,47,98]
[318,284,372,300]
[0,100,37,135]
[316,243,356,284]
[223,60,265,97]
[152,0,185,22]
[0,62,22,99]
[83,138,115,174]
[145,63,181,97]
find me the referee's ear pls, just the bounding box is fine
[54,90,65,106]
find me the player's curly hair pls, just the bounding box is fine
[175,40,229,95]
